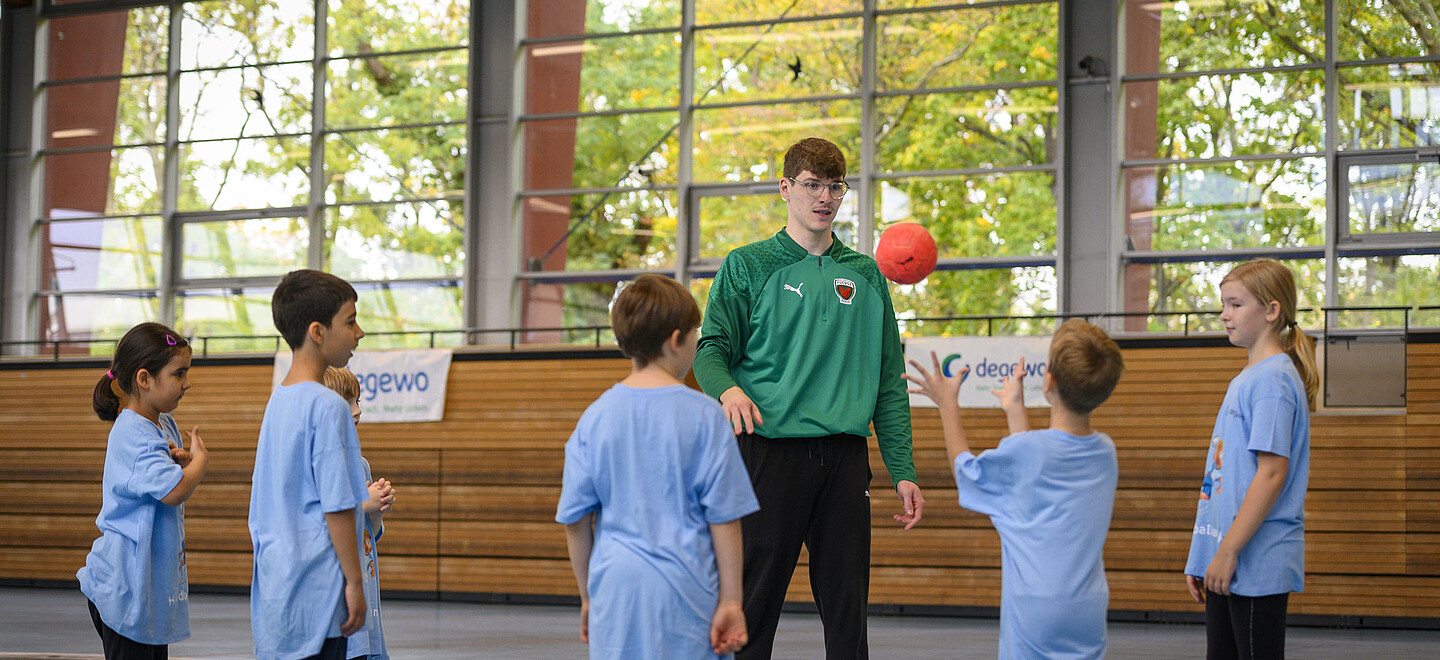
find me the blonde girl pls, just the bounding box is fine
[79,322,209,660]
[1184,259,1317,660]
[321,367,395,660]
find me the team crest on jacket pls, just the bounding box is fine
[833,278,855,304]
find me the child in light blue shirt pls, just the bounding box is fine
[80,322,209,659]
[557,274,759,659]
[906,319,1125,660]
[250,270,369,660]
[1184,259,1316,660]
[1185,354,1309,597]
[322,366,396,660]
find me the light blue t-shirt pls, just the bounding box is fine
[77,409,189,645]
[555,384,760,660]
[249,382,368,660]
[1185,353,1310,597]
[954,428,1118,660]
[347,457,387,660]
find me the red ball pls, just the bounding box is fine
[875,222,937,285]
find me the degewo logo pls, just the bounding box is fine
[943,354,1047,385]
[272,348,453,422]
[941,353,970,384]
[904,336,1050,408]
[354,369,430,402]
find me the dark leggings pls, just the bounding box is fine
[303,637,347,660]
[1205,590,1289,660]
[87,599,167,660]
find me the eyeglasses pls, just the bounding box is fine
[786,177,850,198]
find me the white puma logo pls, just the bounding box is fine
[784,283,804,298]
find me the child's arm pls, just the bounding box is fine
[1203,451,1288,596]
[325,509,367,636]
[160,426,209,507]
[993,358,1030,435]
[563,512,596,643]
[904,351,972,467]
[708,519,747,655]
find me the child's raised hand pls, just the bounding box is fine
[992,358,1027,410]
[710,601,748,656]
[903,351,966,407]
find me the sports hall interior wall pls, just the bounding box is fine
[2,337,1437,626]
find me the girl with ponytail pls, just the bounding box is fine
[1183,259,1315,660]
[79,322,209,659]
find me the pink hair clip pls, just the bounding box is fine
[106,370,114,379]
[165,334,177,346]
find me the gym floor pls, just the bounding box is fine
[3,587,1437,659]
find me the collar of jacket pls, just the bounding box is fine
[774,228,843,260]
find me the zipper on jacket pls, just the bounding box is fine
[818,255,829,323]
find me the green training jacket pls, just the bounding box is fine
[694,228,917,488]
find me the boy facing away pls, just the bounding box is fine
[250,269,370,660]
[557,274,759,659]
[905,319,1125,659]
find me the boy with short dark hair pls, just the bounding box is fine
[558,274,759,659]
[905,319,1125,659]
[250,269,369,660]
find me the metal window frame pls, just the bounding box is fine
[28,0,468,339]
[1113,0,1440,317]
[1334,150,1440,247]
[514,0,1065,305]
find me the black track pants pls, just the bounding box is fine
[735,433,872,660]
[87,599,167,660]
[1205,590,1289,660]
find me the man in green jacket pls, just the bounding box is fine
[695,137,925,659]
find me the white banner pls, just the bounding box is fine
[904,336,1051,408]
[272,349,453,422]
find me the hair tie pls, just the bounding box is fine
[105,369,114,380]
[165,333,177,346]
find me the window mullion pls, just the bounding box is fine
[677,0,696,283]
[1325,0,1339,314]
[160,0,182,326]
[306,0,328,272]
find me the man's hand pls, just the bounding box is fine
[719,386,763,435]
[893,480,925,530]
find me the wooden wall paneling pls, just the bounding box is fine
[0,547,90,581]
[436,556,576,595]
[3,347,1439,621]
[1408,344,1440,580]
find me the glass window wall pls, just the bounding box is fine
[30,1,468,348]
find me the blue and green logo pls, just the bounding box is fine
[941,353,969,383]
